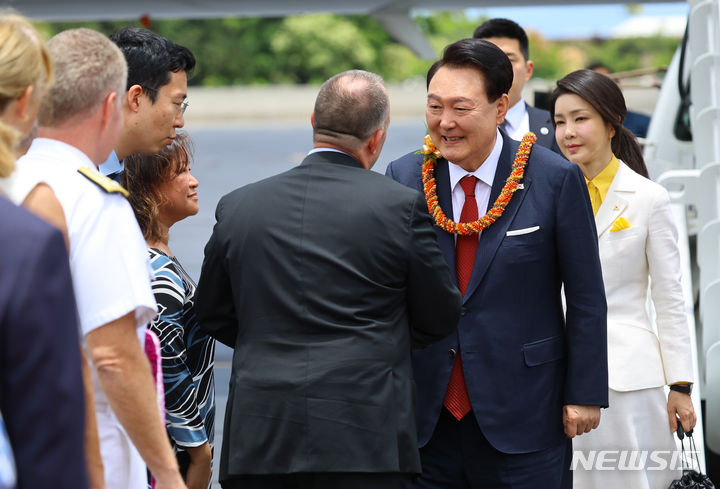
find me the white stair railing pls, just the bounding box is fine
[684,0,720,456]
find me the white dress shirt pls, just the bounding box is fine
[447,129,504,241]
[503,99,530,141]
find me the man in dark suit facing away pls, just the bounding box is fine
[386,39,608,489]
[196,69,462,489]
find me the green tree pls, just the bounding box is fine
[149,17,284,85]
[35,12,680,87]
[579,36,679,73]
[625,4,644,16]
[270,14,376,84]
[415,10,484,52]
[528,33,566,80]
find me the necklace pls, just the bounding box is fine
[420,132,536,236]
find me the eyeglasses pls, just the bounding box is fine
[141,86,189,115]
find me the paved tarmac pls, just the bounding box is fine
[185,80,427,127]
[184,79,658,128]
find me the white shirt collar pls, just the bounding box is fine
[447,128,504,190]
[98,150,122,176]
[308,147,348,156]
[503,98,527,133]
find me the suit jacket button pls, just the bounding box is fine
[449,348,457,358]
[460,307,468,316]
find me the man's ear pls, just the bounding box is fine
[101,92,119,129]
[310,112,315,129]
[496,93,510,125]
[367,127,384,156]
[126,84,143,112]
[525,59,535,81]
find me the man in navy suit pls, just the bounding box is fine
[0,197,88,489]
[386,39,608,488]
[474,18,561,153]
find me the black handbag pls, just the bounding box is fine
[668,424,715,489]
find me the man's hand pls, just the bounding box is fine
[563,404,601,438]
[668,390,696,433]
[185,443,212,489]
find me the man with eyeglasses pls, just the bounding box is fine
[100,27,195,183]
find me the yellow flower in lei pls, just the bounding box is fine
[422,134,442,160]
[420,132,537,236]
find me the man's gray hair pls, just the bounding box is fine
[39,28,127,127]
[313,70,389,149]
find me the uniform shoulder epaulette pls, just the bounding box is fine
[77,166,129,198]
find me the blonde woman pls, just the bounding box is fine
[0,11,51,181]
[551,69,696,489]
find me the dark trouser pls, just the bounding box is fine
[415,408,572,489]
[222,472,413,489]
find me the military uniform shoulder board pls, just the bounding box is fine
[77,166,129,198]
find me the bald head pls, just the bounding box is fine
[312,70,389,152]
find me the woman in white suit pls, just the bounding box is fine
[550,69,696,489]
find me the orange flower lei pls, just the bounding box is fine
[420,132,537,236]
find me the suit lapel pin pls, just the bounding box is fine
[540,127,549,135]
[517,183,524,190]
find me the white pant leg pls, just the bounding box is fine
[96,402,147,489]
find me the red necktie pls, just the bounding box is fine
[443,175,478,421]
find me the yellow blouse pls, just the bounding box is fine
[585,155,619,216]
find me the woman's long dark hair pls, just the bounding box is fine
[549,69,649,178]
[122,132,193,242]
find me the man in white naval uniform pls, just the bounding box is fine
[9,29,187,489]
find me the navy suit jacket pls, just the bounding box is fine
[624,110,651,139]
[527,105,561,154]
[0,197,88,489]
[386,132,608,454]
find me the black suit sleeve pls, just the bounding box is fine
[196,197,239,348]
[405,192,462,348]
[2,225,88,489]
